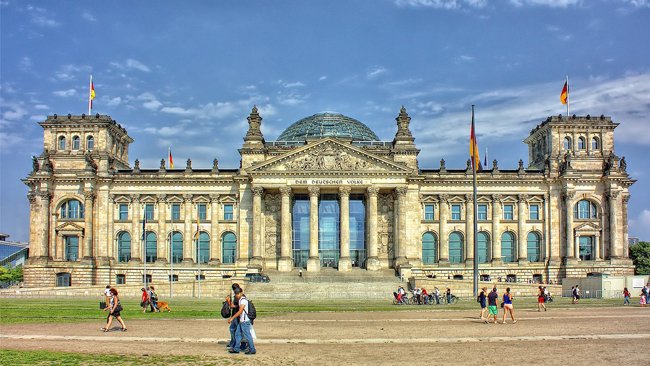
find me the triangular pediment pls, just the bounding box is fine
[248,138,411,174]
[56,222,84,232]
[575,222,601,232]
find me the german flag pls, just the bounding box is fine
[560,80,568,105]
[469,106,480,172]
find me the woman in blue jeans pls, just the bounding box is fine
[227,288,256,355]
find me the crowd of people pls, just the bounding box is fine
[394,286,451,305]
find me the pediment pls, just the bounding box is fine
[56,222,84,232]
[575,222,601,232]
[248,138,411,174]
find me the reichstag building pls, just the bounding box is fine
[23,106,635,287]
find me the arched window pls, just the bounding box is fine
[72,135,80,150]
[477,232,490,263]
[422,232,437,264]
[577,136,586,150]
[449,231,464,264]
[58,135,66,150]
[86,135,94,150]
[171,231,183,264]
[60,199,84,219]
[527,232,541,262]
[591,137,599,150]
[222,232,236,264]
[574,200,598,219]
[197,232,210,264]
[145,231,157,263]
[501,232,516,262]
[117,232,131,262]
[563,136,572,150]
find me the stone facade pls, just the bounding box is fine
[22,110,635,287]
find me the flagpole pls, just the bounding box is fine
[471,105,479,298]
[566,75,571,118]
[88,74,93,115]
[142,208,147,292]
[168,231,173,299]
[197,234,201,299]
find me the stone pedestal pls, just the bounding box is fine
[398,263,413,282]
[307,257,320,272]
[338,257,352,272]
[366,257,381,271]
[277,256,293,272]
[249,257,264,268]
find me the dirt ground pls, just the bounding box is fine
[1,306,649,365]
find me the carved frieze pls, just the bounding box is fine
[263,193,281,257]
[378,193,395,259]
[283,143,377,171]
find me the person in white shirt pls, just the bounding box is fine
[227,288,256,355]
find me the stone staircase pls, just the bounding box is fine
[244,268,403,300]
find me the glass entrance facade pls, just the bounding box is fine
[319,194,340,267]
[292,195,310,268]
[349,194,366,268]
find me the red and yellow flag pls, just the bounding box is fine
[168,147,174,169]
[89,75,96,113]
[560,80,568,105]
[469,106,480,172]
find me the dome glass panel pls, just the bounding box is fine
[276,112,379,142]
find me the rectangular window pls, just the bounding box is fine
[424,204,435,221]
[118,204,128,220]
[503,204,514,220]
[529,204,539,220]
[477,204,488,220]
[451,204,461,220]
[64,236,79,261]
[56,273,71,287]
[171,204,181,221]
[116,274,126,284]
[198,203,207,221]
[145,204,154,220]
[223,204,234,220]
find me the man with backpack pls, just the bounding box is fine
[224,283,243,352]
[227,287,256,355]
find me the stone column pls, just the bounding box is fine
[395,187,408,266]
[366,187,381,271]
[438,194,449,265]
[250,186,264,267]
[83,191,95,260]
[575,233,580,261]
[564,191,575,261]
[594,235,600,260]
[33,191,51,261]
[182,194,193,263]
[307,187,320,272]
[278,187,293,271]
[131,194,141,262]
[157,194,167,263]
[338,186,352,272]
[517,194,528,264]
[465,194,474,265]
[209,194,221,264]
[491,194,502,264]
[609,190,620,258]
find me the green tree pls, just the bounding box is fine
[629,241,650,275]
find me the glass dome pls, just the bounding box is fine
[276,112,379,142]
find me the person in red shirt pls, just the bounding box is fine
[421,288,429,304]
[140,288,149,313]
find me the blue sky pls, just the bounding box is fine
[1,0,649,243]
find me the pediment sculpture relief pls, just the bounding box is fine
[282,143,376,171]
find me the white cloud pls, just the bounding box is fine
[458,55,475,62]
[277,91,309,106]
[278,80,306,88]
[34,104,49,110]
[1,101,28,121]
[110,59,151,73]
[19,57,32,72]
[53,89,77,97]
[367,66,387,79]
[82,11,96,22]
[138,92,162,111]
[624,0,650,7]
[319,76,328,81]
[26,5,61,27]
[509,0,581,7]
[395,0,487,9]
[105,97,122,107]
[30,115,46,121]
[52,64,92,81]
[629,209,650,240]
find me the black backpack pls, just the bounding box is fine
[244,297,257,323]
[220,300,231,318]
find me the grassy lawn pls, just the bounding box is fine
[0,349,233,366]
[0,296,626,325]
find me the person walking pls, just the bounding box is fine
[226,283,243,351]
[478,287,488,322]
[148,286,159,312]
[228,287,256,355]
[101,288,126,332]
[574,285,581,304]
[640,291,647,307]
[623,288,631,305]
[502,287,516,324]
[537,286,547,312]
[140,288,149,313]
[446,288,451,305]
[434,287,440,305]
[487,287,499,324]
